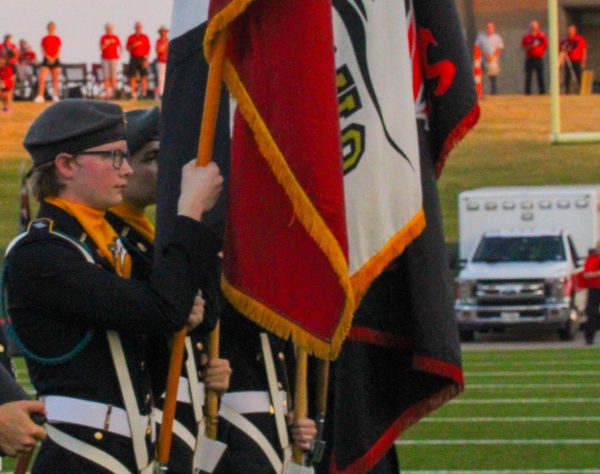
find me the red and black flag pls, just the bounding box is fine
[329,1,479,472]
[205,0,353,360]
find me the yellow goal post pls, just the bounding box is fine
[548,0,600,143]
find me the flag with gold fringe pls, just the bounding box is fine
[334,0,425,301]
[329,1,480,472]
[205,0,354,360]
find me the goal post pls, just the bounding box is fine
[548,0,600,143]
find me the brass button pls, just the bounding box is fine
[146,426,153,436]
[278,352,285,361]
[268,404,275,415]
[94,431,104,441]
[0,344,4,353]
[140,361,145,370]
[145,394,151,403]
[137,242,147,252]
[196,342,204,351]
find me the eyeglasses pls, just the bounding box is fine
[73,149,130,169]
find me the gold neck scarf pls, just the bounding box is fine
[109,202,155,244]
[45,196,131,278]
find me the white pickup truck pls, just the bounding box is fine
[455,185,600,341]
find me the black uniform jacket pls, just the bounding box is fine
[215,303,296,474]
[107,210,221,473]
[0,326,13,380]
[4,202,220,472]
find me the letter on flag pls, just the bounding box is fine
[329,0,480,472]
[334,0,426,300]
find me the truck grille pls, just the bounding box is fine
[474,280,546,307]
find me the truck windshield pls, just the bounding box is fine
[472,236,565,263]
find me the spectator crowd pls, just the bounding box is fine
[0,18,593,111]
[0,20,170,112]
[476,19,588,96]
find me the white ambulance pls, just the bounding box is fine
[455,185,600,341]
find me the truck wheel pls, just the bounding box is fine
[459,329,475,342]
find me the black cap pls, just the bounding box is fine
[24,99,126,168]
[125,107,160,156]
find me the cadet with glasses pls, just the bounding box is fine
[3,99,223,473]
[106,107,231,473]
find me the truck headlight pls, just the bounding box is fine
[546,277,569,300]
[456,279,475,302]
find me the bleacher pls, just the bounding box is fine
[13,62,159,100]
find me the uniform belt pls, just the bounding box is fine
[42,395,155,442]
[161,376,205,406]
[221,390,288,415]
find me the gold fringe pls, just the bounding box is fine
[203,2,358,358]
[351,209,426,302]
[221,62,355,353]
[203,0,253,62]
[222,274,354,360]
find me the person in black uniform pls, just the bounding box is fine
[0,328,47,457]
[216,306,317,474]
[3,99,224,473]
[106,106,231,473]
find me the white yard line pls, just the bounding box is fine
[396,439,600,445]
[467,360,600,367]
[422,416,600,422]
[404,470,600,474]
[467,383,600,389]
[466,370,600,376]
[452,398,600,404]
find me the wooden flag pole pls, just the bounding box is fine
[316,359,330,415]
[292,348,308,465]
[157,27,229,468]
[14,451,33,474]
[205,320,220,439]
[309,358,330,465]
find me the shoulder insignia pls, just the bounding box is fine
[28,217,54,233]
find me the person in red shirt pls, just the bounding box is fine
[0,34,19,69]
[16,39,37,88]
[521,20,547,95]
[583,240,600,345]
[100,23,121,100]
[126,21,151,100]
[560,24,587,94]
[34,21,62,103]
[155,25,169,99]
[0,54,15,112]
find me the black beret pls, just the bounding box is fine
[126,107,160,156]
[24,99,126,168]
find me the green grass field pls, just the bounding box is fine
[4,348,600,472]
[398,347,600,472]
[1,96,599,254]
[1,97,600,472]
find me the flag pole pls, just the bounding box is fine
[316,359,330,416]
[205,320,220,439]
[293,348,308,464]
[308,359,329,466]
[157,27,229,469]
[14,452,33,474]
